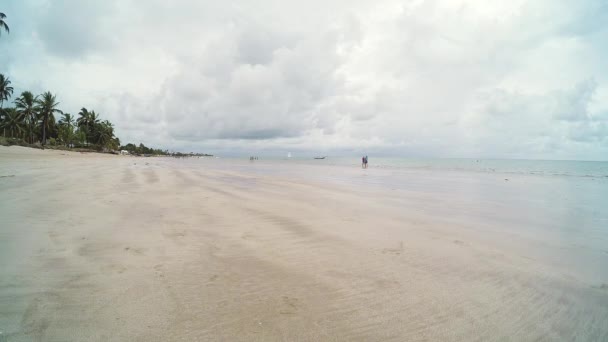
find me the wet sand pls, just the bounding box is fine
[1,146,607,341]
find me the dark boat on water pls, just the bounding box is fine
[314,156,326,159]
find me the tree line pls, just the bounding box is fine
[0,74,121,150]
[121,143,169,156]
[0,73,173,154]
[0,13,124,150]
[1,12,198,157]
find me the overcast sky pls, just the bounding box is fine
[1,0,607,159]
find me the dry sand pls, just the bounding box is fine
[1,146,607,341]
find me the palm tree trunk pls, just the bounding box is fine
[31,118,35,144]
[42,117,47,146]
[0,100,4,137]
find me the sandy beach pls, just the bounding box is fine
[1,146,607,341]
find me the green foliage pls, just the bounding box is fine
[15,91,39,143]
[0,74,13,106]
[57,113,76,145]
[75,130,86,146]
[0,74,123,152]
[1,72,200,156]
[0,136,36,147]
[0,107,25,138]
[75,108,117,149]
[120,142,169,156]
[35,91,62,146]
[0,82,120,151]
[0,21,129,153]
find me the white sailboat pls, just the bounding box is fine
[287,152,292,158]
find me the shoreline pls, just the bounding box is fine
[0,140,213,158]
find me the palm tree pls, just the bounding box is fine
[89,111,100,134]
[0,74,13,136]
[36,92,62,146]
[0,75,13,122]
[77,107,91,144]
[95,120,115,147]
[77,107,90,126]
[15,91,39,143]
[0,12,9,36]
[0,74,13,107]
[89,111,102,144]
[77,108,100,145]
[90,110,100,123]
[58,113,75,146]
[0,108,25,138]
[59,112,75,129]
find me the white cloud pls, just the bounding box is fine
[1,0,607,159]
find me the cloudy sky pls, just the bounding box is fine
[1,0,607,159]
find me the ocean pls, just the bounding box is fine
[190,156,608,284]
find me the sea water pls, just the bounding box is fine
[189,156,608,284]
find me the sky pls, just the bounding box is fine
[1,0,607,159]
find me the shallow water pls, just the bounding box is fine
[190,157,608,284]
[211,156,608,177]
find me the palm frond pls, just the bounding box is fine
[0,12,8,34]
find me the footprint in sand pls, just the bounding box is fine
[124,246,146,255]
[279,296,299,315]
[153,264,165,278]
[382,241,404,255]
[48,230,61,242]
[103,264,127,274]
[241,232,255,240]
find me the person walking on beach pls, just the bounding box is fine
[365,155,368,168]
[362,156,365,168]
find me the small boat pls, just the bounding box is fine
[314,156,326,160]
